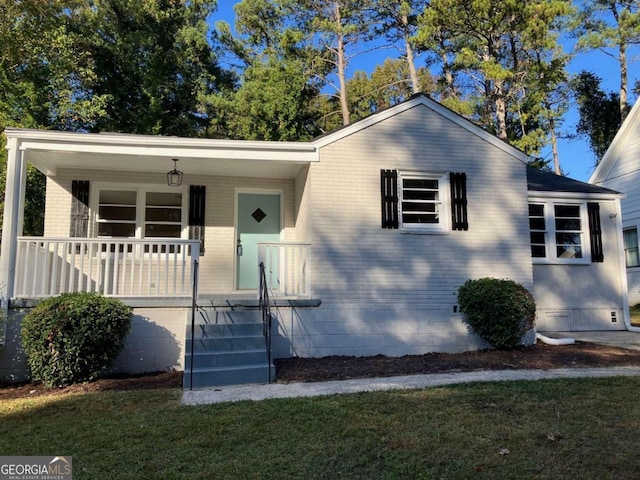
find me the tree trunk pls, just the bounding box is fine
[545,100,561,174]
[440,50,456,99]
[611,2,629,121]
[337,31,350,125]
[494,82,508,141]
[620,40,628,122]
[402,13,420,94]
[335,4,350,126]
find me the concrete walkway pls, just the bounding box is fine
[542,330,640,350]
[182,330,640,406]
[181,366,640,406]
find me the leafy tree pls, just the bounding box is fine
[571,70,625,162]
[573,0,640,122]
[212,58,321,140]
[1,0,234,240]
[70,0,229,136]
[346,58,434,123]
[212,0,322,140]
[370,1,430,94]
[516,13,572,174]
[416,0,571,158]
[0,0,109,238]
[0,0,108,131]
[534,55,572,175]
[293,0,376,126]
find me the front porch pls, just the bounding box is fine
[1,237,315,385]
[1,128,320,311]
[0,128,321,384]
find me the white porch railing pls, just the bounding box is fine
[14,237,200,299]
[258,242,311,298]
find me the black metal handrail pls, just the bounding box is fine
[258,261,273,384]
[189,259,199,391]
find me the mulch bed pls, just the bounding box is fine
[2,342,640,400]
[274,342,640,382]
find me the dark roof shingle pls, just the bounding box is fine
[526,166,619,195]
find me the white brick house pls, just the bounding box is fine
[0,94,631,385]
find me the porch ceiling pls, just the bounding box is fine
[9,129,318,179]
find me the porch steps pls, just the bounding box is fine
[183,309,275,389]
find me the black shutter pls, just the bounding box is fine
[450,172,468,231]
[588,202,604,263]
[70,180,90,238]
[381,169,398,229]
[189,185,206,255]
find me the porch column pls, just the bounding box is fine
[0,137,27,304]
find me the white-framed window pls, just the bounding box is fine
[97,189,137,238]
[398,171,450,232]
[624,227,640,267]
[95,184,187,240]
[528,201,590,264]
[143,191,184,239]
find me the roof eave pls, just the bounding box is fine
[528,190,625,200]
[4,128,317,154]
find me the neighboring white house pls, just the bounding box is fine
[590,99,640,308]
[0,94,631,385]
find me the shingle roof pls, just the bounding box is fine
[527,166,620,195]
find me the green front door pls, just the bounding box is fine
[236,193,282,290]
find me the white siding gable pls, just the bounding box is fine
[591,99,640,305]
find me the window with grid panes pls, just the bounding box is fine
[96,186,185,253]
[399,172,449,232]
[528,201,593,263]
[624,228,640,267]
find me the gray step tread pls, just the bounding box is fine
[187,364,274,373]
[191,310,263,325]
[187,348,266,356]
[186,334,265,340]
[186,336,267,353]
[189,321,264,327]
[186,336,266,345]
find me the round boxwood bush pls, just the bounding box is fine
[457,278,536,350]
[21,292,132,386]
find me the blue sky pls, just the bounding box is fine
[211,2,639,182]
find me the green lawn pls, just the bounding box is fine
[631,304,640,326]
[1,378,639,479]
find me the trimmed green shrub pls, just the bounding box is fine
[458,278,536,350]
[21,292,132,386]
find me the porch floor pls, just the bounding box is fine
[196,294,321,308]
[9,294,321,309]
